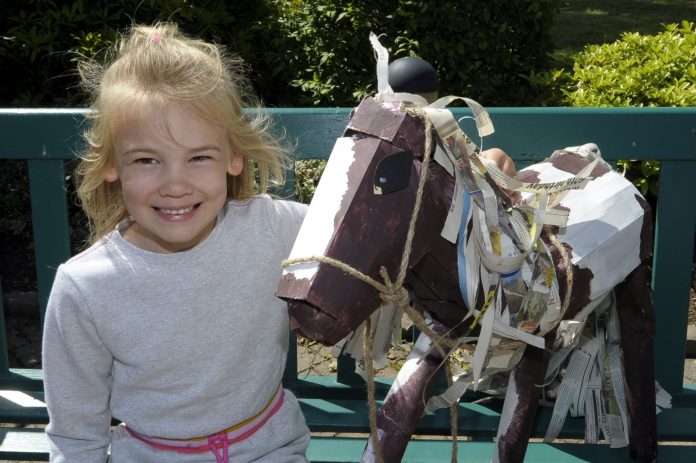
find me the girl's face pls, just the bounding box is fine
[106,103,243,253]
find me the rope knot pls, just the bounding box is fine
[380,286,409,308]
[377,266,410,309]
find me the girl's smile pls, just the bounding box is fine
[154,203,200,220]
[156,204,198,216]
[106,103,243,253]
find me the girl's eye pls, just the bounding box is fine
[134,157,158,165]
[191,155,213,162]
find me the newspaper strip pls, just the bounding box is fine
[655,381,672,413]
[471,290,498,386]
[602,306,629,448]
[605,344,629,447]
[584,360,603,443]
[544,336,600,442]
[337,304,402,379]
[479,154,597,194]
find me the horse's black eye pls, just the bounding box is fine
[373,149,412,195]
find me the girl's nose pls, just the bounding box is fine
[159,165,193,197]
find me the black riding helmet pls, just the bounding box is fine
[388,56,440,102]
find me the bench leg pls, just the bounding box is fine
[615,262,658,463]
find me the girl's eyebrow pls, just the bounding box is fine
[121,147,158,157]
[121,144,222,157]
[186,144,222,153]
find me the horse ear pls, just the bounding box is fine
[374,149,412,195]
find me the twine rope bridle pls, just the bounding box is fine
[545,226,574,315]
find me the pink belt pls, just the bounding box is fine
[124,387,285,463]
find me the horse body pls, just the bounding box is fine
[276,96,657,462]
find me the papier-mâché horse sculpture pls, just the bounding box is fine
[276,53,660,462]
[276,94,660,462]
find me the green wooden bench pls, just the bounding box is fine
[1,106,695,462]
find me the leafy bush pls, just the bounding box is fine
[271,0,560,106]
[1,1,560,107]
[0,0,283,107]
[294,159,328,203]
[544,21,695,108]
[538,21,696,197]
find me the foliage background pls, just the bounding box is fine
[0,0,560,108]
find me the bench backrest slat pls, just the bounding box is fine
[27,159,71,324]
[652,160,696,390]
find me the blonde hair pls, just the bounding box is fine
[76,22,289,243]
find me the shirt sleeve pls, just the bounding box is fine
[42,266,113,463]
[266,199,308,256]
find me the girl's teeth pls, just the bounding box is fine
[161,207,192,215]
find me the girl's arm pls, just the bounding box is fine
[42,267,114,463]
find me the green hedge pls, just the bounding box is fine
[537,21,696,197]
[0,0,560,108]
[544,21,695,108]
[272,0,559,106]
[0,0,283,106]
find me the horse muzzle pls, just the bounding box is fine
[285,299,353,345]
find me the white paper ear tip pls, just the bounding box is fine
[369,32,394,95]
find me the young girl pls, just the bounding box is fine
[42,23,309,462]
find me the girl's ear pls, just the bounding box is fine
[227,152,244,176]
[104,162,119,182]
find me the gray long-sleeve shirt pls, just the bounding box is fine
[42,196,308,462]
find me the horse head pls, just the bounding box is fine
[276,96,466,346]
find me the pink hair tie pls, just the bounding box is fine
[149,34,164,43]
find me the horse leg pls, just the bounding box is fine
[614,262,658,462]
[494,344,549,463]
[362,330,446,463]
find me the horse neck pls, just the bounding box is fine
[404,159,470,329]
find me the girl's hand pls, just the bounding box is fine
[480,148,517,178]
[480,148,521,203]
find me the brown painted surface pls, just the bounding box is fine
[614,202,658,462]
[346,97,426,157]
[277,135,419,345]
[516,169,540,184]
[366,351,445,462]
[496,345,548,463]
[548,150,611,178]
[364,323,449,462]
[276,271,311,301]
[404,158,472,332]
[634,194,653,262]
[615,264,658,462]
